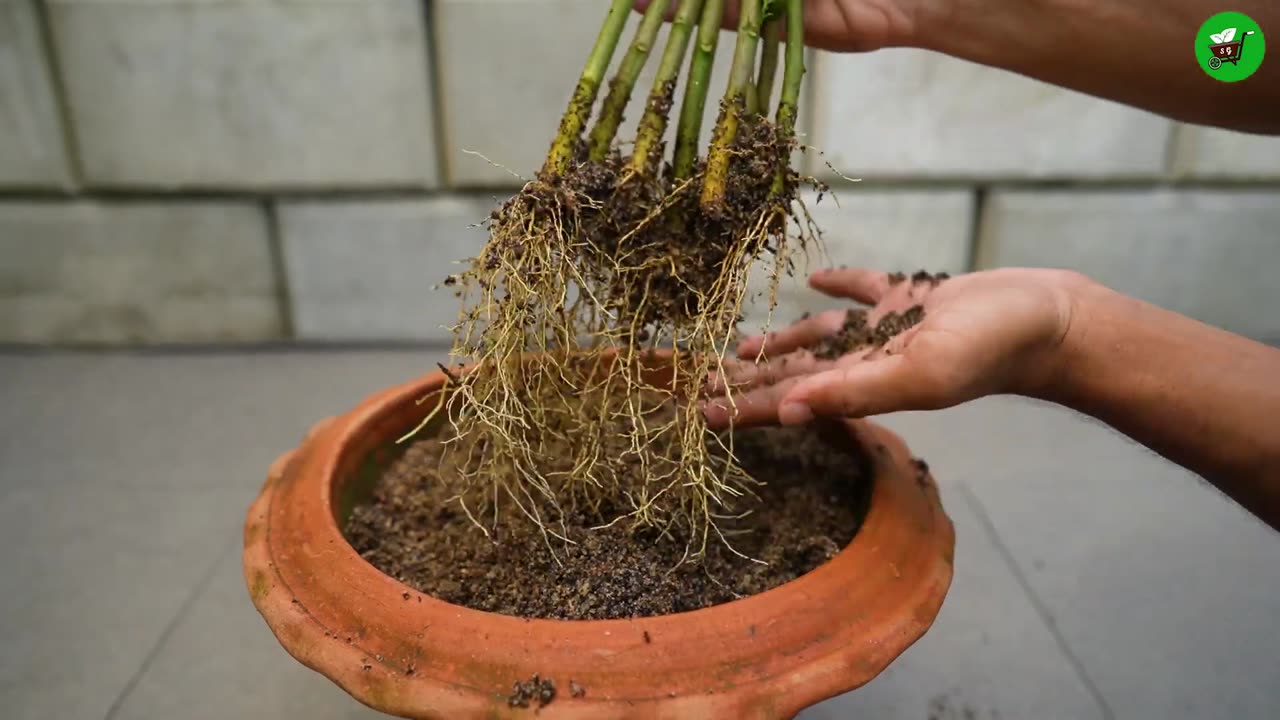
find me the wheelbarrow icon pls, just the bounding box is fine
[1207,28,1256,69]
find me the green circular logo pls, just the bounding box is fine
[1197,11,1266,81]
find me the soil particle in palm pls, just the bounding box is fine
[888,269,950,287]
[812,309,872,359]
[874,305,925,339]
[345,423,872,620]
[812,305,926,360]
[912,269,950,286]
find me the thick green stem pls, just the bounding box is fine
[673,0,725,180]
[700,0,763,210]
[771,0,805,195]
[744,81,760,115]
[755,18,782,115]
[544,0,635,177]
[775,0,804,137]
[631,0,706,176]
[588,0,672,162]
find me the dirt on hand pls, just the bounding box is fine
[809,269,948,359]
[811,305,925,360]
[888,269,950,287]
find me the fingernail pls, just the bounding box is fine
[778,402,814,426]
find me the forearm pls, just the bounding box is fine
[908,0,1280,134]
[1035,281,1280,529]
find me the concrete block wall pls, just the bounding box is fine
[0,0,72,188]
[2,0,1277,345]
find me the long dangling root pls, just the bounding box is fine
[406,0,819,563]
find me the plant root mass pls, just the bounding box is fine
[399,0,828,578]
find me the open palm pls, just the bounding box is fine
[704,266,1084,427]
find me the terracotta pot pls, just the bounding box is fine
[244,367,955,719]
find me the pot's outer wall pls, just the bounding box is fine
[243,370,956,719]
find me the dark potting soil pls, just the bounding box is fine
[345,422,872,620]
[812,305,926,360]
[888,269,950,287]
[809,268,945,359]
[506,674,556,709]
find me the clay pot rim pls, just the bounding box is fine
[274,372,932,627]
[309,381,872,627]
[244,368,956,719]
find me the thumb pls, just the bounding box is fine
[777,354,953,423]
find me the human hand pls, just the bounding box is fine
[635,0,921,53]
[704,266,1089,427]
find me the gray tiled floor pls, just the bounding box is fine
[875,402,1280,719]
[2,350,1277,719]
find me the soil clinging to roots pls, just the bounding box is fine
[412,109,820,560]
[411,0,821,561]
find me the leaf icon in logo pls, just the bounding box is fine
[1212,27,1237,44]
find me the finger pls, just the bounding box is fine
[736,309,847,359]
[702,377,803,429]
[734,333,768,360]
[777,354,956,423]
[635,0,863,51]
[635,0,739,28]
[705,358,757,395]
[809,267,893,305]
[709,350,834,393]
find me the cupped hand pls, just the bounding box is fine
[704,266,1088,427]
[634,0,920,53]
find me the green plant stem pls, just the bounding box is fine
[756,18,782,114]
[588,0,672,162]
[544,0,635,177]
[700,0,763,209]
[771,0,805,195]
[673,0,725,180]
[775,0,804,137]
[631,0,706,176]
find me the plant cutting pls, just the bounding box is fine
[246,1,955,717]
[427,0,820,557]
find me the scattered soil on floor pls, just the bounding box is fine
[345,422,872,620]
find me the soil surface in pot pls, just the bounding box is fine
[346,422,873,620]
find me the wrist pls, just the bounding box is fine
[1013,270,1110,403]
[908,0,1056,62]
